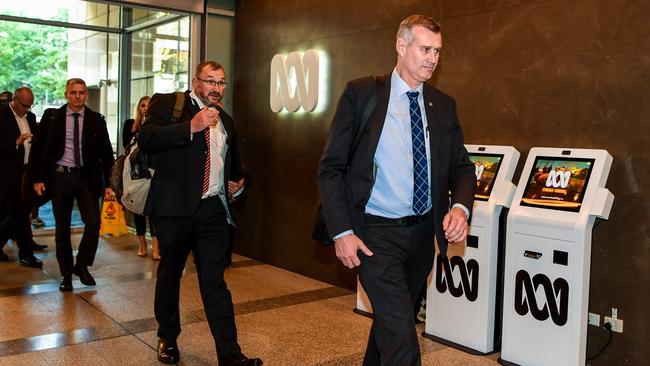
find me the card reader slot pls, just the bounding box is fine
[523,250,543,259]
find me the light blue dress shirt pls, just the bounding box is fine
[365,69,432,218]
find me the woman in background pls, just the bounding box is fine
[122,96,159,259]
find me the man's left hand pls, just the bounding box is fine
[443,207,468,243]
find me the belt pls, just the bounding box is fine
[364,210,433,227]
[55,165,83,173]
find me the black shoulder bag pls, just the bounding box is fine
[312,75,384,245]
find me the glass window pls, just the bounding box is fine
[0,0,120,28]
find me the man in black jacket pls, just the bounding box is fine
[138,61,259,366]
[27,78,114,291]
[318,15,476,365]
[0,87,44,267]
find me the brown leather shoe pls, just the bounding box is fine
[220,352,263,366]
[157,338,180,364]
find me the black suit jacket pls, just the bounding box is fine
[0,107,37,204]
[318,74,476,255]
[27,104,115,197]
[137,91,244,217]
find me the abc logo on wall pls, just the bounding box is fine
[270,49,320,112]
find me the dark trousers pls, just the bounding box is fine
[50,170,101,277]
[133,213,155,236]
[358,214,436,366]
[0,165,34,259]
[154,196,240,360]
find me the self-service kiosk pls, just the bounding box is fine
[423,145,519,354]
[499,148,614,366]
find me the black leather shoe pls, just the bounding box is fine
[19,256,43,268]
[73,265,96,286]
[59,276,73,292]
[220,352,263,366]
[31,241,48,251]
[157,338,180,364]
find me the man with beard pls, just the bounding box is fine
[138,61,257,365]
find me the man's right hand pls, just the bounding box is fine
[34,183,46,196]
[334,234,373,269]
[16,133,33,146]
[190,107,220,133]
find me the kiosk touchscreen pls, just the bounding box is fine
[424,145,519,354]
[499,148,614,366]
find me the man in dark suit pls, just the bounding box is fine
[0,87,45,267]
[318,15,476,365]
[27,78,114,291]
[138,61,260,366]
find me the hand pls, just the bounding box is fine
[443,207,469,243]
[105,187,115,198]
[34,182,46,196]
[16,133,33,145]
[227,178,244,199]
[334,234,373,269]
[190,107,220,133]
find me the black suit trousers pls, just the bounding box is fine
[358,214,436,366]
[50,170,101,276]
[0,165,34,259]
[154,196,241,359]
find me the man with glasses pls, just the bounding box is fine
[138,61,258,365]
[27,79,114,291]
[0,87,45,267]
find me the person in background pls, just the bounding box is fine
[0,87,46,267]
[122,95,159,260]
[27,78,115,292]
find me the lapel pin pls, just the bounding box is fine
[428,102,433,107]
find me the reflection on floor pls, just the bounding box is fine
[0,233,501,365]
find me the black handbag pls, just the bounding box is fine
[312,75,384,245]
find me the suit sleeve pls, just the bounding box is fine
[96,113,115,188]
[447,98,476,214]
[0,109,18,154]
[317,81,360,237]
[138,93,192,154]
[26,109,51,183]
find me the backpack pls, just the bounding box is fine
[110,91,186,213]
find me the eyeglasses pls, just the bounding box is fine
[196,77,228,88]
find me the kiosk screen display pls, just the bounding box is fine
[520,156,595,212]
[469,153,504,201]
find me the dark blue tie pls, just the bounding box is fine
[407,91,428,215]
[73,112,81,167]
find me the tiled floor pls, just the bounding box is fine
[0,231,501,365]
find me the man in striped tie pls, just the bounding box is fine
[138,61,260,365]
[318,15,476,365]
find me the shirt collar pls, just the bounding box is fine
[391,68,424,98]
[66,106,84,117]
[189,90,210,109]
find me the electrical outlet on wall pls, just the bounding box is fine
[604,316,624,333]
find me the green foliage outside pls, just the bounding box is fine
[0,19,68,107]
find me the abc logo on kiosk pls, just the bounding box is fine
[435,254,479,302]
[545,170,571,188]
[270,49,320,112]
[514,270,569,326]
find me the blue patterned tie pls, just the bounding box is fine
[407,91,428,215]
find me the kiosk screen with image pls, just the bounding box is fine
[469,153,504,201]
[520,156,595,212]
